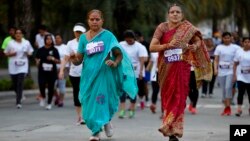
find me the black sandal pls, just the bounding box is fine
[169,135,179,141]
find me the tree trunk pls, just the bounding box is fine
[212,13,218,34]
[30,0,42,46]
[15,0,33,40]
[8,0,15,28]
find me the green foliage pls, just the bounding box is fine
[0,77,35,91]
[23,77,36,89]
[66,77,72,87]
[0,79,12,91]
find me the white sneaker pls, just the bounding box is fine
[46,104,52,110]
[16,104,22,109]
[21,95,26,101]
[89,133,100,141]
[104,122,114,137]
[39,99,45,107]
[146,101,150,108]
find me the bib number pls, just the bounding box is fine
[42,63,53,71]
[86,41,104,55]
[241,66,250,74]
[219,61,231,69]
[15,60,25,66]
[164,48,182,63]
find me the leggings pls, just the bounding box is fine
[188,71,199,108]
[137,79,147,98]
[69,76,81,107]
[237,81,250,105]
[38,73,56,104]
[151,81,160,104]
[202,74,216,95]
[120,92,137,103]
[11,73,26,105]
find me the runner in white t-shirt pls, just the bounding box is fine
[54,34,69,107]
[4,28,34,109]
[214,32,240,116]
[58,23,86,125]
[118,30,148,118]
[34,25,55,48]
[146,52,160,114]
[233,37,250,116]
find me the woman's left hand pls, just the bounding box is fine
[187,44,197,52]
[105,59,117,67]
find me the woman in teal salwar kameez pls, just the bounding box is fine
[71,9,138,141]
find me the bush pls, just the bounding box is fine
[66,77,72,87]
[0,79,12,91]
[0,77,36,91]
[23,77,36,89]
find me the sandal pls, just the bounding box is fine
[235,109,242,117]
[89,136,100,141]
[169,135,179,141]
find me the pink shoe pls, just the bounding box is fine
[190,108,197,115]
[140,101,145,110]
[188,104,193,112]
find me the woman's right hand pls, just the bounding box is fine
[58,71,64,80]
[6,51,16,57]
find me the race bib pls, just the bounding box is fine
[86,41,104,55]
[241,66,250,74]
[42,63,53,71]
[15,60,25,66]
[164,48,182,63]
[219,61,231,69]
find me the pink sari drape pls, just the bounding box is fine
[158,28,190,138]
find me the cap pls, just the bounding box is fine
[73,24,86,33]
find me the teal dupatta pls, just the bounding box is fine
[77,29,138,135]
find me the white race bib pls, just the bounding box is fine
[15,59,25,66]
[164,48,182,63]
[219,61,231,69]
[42,63,53,71]
[86,41,104,55]
[241,66,250,74]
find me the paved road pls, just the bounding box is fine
[0,85,250,141]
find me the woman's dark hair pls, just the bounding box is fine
[167,3,183,13]
[222,32,232,37]
[87,9,104,19]
[242,37,250,42]
[15,27,26,35]
[75,22,85,27]
[44,34,54,47]
[123,30,136,39]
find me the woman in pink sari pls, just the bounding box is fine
[150,4,212,141]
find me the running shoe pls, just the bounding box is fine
[39,99,45,107]
[16,104,22,109]
[104,122,114,137]
[128,110,135,118]
[118,110,125,118]
[46,104,52,110]
[150,104,156,114]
